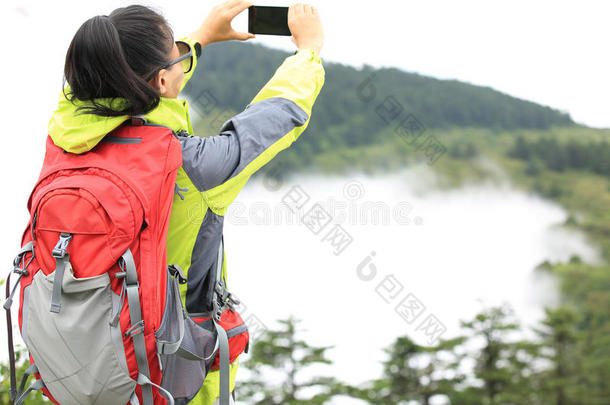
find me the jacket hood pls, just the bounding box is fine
[48,87,195,154]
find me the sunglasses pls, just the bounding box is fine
[146,41,193,81]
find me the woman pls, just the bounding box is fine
[49,1,325,403]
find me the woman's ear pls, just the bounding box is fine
[148,69,168,95]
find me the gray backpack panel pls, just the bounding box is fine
[22,264,136,405]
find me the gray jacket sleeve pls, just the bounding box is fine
[176,131,241,192]
[178,97,308,192]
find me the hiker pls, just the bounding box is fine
[46,0,325,404]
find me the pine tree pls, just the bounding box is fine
[237,315,342,405]
[532,307,582,405]
[348,335,466,405]
[454,305,534,405]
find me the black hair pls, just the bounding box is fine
[62,5,174,117]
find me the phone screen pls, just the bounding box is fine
[248,6,291,36]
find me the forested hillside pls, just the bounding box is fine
[186,42,573,131]
[183,42,576,173]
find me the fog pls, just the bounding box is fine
[222,166,600,392]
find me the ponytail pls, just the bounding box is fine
[63,5,174,117]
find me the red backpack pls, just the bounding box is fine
[4,117,232,405]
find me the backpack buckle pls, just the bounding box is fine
[12,268,29,277]
[12,242,35,276]
[52,233,73,258]
[212,295,223,322]
[227,292,241,310]
[168,264,187,284]
[214,281,241,311]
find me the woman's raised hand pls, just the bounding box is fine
[191,0,255,46]
[288,3,324,55]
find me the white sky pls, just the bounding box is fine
[0,0,608,128]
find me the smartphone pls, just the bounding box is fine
[248,6,291,36]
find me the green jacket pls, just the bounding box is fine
[48,35,325,403]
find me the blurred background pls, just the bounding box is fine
[1,1,609,404]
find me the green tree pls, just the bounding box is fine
[0,345,48,404]
[454,305,535,405]
[551,261,610,404]
[237,315,342,405]
[533,307,583,405]
[345,335,466,405]
[509,135,530,160]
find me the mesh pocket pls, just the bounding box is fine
[156,269,218,402]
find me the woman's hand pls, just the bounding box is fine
[190,0,255,47]
[289,3,324,55]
